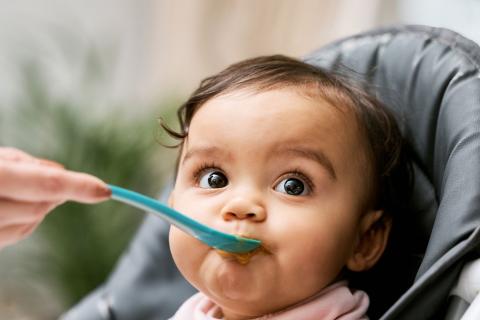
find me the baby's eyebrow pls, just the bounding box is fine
[181,146,231,164]
[273,146,337,180]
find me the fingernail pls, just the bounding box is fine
[97,184,112,198]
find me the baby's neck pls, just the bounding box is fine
[219,280,349,320]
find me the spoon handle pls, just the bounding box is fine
[108,185,261,253]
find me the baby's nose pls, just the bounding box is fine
[221,197,266,222]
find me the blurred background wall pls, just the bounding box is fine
[0,0,478,319]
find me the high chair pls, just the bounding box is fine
[305,24,480,320]
[63,25,480,320]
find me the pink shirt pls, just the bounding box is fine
[170,281,369,320]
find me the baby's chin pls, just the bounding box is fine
[193,249,282,315]
[171,231,293,315]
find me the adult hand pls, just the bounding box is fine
[0,147,111,250]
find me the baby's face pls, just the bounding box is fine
[169,88,382,319]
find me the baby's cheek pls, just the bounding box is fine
[169,226,206,282]
[280,230,346,283]
[169,228,193,271]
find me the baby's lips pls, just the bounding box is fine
[236,233,272,254]
[215,225,273,252]
[215,233,272,265]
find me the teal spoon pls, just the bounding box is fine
[108,185,261,253]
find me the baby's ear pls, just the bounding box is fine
[346,210,392,272]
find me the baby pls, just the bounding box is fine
[163,55,411,319]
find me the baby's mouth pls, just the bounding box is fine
[215,234,271,265]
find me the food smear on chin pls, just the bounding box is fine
[216,245,269,265]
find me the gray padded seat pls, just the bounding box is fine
[64,25,480,319]
[306,25,480,319]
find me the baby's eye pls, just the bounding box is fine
[274,177,309,196]
[198,170,228,189]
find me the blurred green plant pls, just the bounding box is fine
[0,58,180,309]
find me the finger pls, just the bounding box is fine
[0,147,36,161]
[0,200,56,225]
[0,222,40,249]
[0,162,111,203]
[18,221,41,240]
[35,158,65,169]
[0,147,64,169]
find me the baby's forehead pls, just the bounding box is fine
[189,87,371,165]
